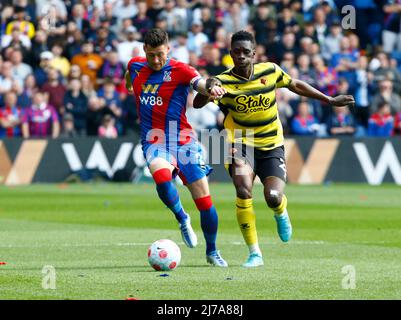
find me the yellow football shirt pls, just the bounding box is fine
[215,62,292,151]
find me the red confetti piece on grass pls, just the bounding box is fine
[125,297,139,300]
[0,262,7,265]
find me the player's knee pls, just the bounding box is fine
[264,189,283,208]
[152,168,172,185]
[235,185,252,199]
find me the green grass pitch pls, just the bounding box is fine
[0,183,400,300]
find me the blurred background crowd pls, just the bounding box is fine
[1,0,401,139]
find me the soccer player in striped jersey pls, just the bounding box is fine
[124,29,228,267]
[194,30,355,267]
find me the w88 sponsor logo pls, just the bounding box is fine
[139,95,163,106]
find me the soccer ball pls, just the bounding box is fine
[147,239,181,271]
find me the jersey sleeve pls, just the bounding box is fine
[179,63,202,89]
[274,63,292,88]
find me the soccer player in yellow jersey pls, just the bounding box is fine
[193,31,355,267]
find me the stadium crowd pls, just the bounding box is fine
[1,0,401,139]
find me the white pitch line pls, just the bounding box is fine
[0,240,397,248]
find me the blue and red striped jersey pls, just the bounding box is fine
[127,57,201,146]
[0,106,24,137]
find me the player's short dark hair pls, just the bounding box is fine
[231,30,256,48]
[144,28,169,47]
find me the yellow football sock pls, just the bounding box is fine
[236,197,258,246]
[272,194,288,215]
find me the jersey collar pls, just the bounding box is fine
[230,64,254,81]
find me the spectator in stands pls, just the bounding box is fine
[117,26,145,66]
[99,8,118,36]
[50,43,71,79]
[33,51,54,87]
[18,74,37,108]
[270,31,299,63]
[1,5,14,37]
[276,89,294,135]
[86,94,105,136]
[171,33,190,64]
[97,50,124,87]
[5,6,35,39]
[98,114,118,138]
[370,79,401,114]
[71,41,103,85]
[30,29,49,66]
[120,90,139,135]
[158,0,184,37]
[1,24,31,51]
[0,61,13,96]
[280,51,296,73]
[368,102,394,137]
[187,21,209,57]
[146,0,165,25]
[68,64,82,81]
[0,91,24,138]
[355,55,371,128]
[112,0,138,28]
[255,44,268,63]
[22,91,60,138]
[198,6,218,42]
[93,27,117,58]
[312,6,329,47]
[322,20,343,61]
[330,36,358,94]
[297,53,316,86]
[393,109,401,135]
[81,74,96,98]
[252,4,272,47]
[372,52,401,94]
[291,101,322,136]
[10,48,32,87]
[132,0,153,36]
[60,113,78,138]
[277,5,299,35]
[14,0,36,23]
[223,1,248,34]
[327,106,356,136]
[69,3,91,37]
[204,46,226,76]
[41,67,66,115]
[312,54,338,122]
[300,21,318,43]
[63,78,88,135]
[35,0,67,22]
[37,5,66,48]
[66,27,85,60]
[97,80,123,133]
[382,1,401,53]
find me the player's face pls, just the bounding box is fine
[144,44,170,71]
[230,40,255,69]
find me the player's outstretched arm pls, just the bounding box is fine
[193,77,226,100]
[192,77,224,108]
[288,78,355,106]
[193,92,211,109]
[125,70,133,93]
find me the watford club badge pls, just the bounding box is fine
[260,78,266,85]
